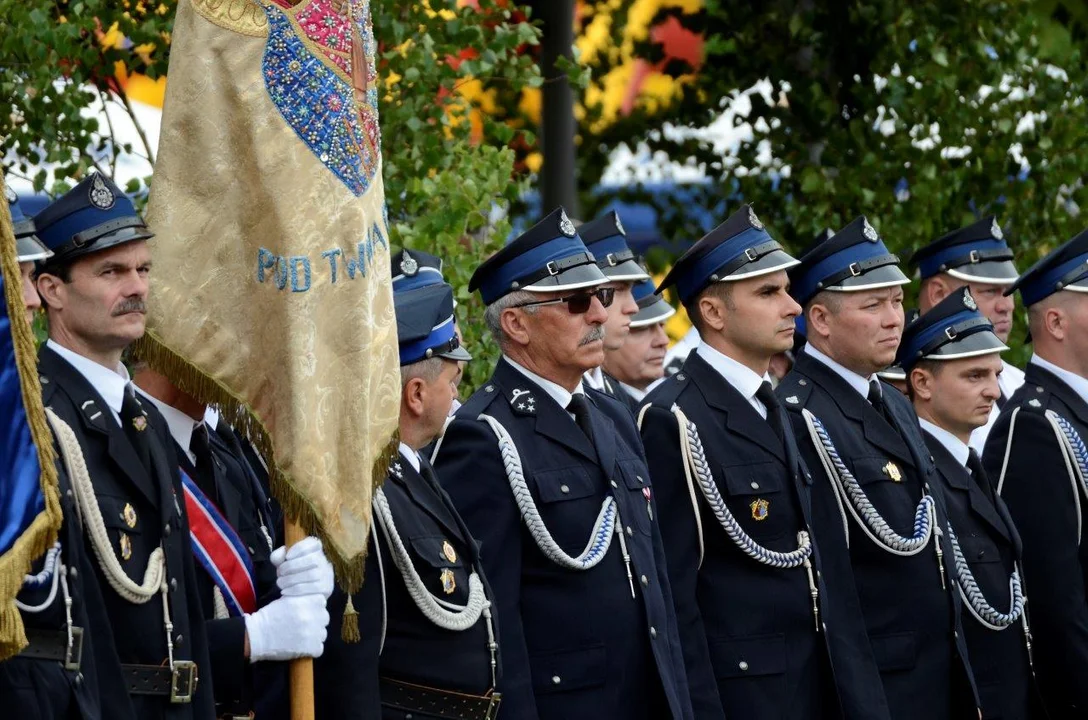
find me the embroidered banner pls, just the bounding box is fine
[181,469,257,616]
[135,0,398,588]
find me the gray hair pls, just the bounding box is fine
[484,290,537,348]
[400,356,446,389]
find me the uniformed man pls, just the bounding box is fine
[578,210,648,411]
[777,216,979,719]
[899,288,1043,719]
[31,172,216,718]
[982,228,1088,718]
[132,368,333,719]
[911,216,1022,451]
[639,205,888,720]
[602,277,674,404]
[876,310,920,396]
[433,207,693,720]
[0,189,137,720]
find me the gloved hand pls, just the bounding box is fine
[245,594,329,662]
[270,536,335,599]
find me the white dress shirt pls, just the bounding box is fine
[135,388,199,464]
[970,360,1027,453]
[619,382,648,404]
[505,356,584,418]
[46,339,130,426]
[583,366,606,392]
[803,342,877,400]
[695,341,773,419]
[398,442,421,473]
[919,418,971,468]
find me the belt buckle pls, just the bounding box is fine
[65,626,84,672]
[170,661,198,704]
[484,692,502,720]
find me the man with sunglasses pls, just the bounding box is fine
[578,210,649,413]
[638,205,886,719]
[433,208,693,720]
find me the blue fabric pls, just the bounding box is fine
[393,268,445,293]
[0,275,45,555]
[478,234,589,305]
[35,196,141,253]
[674,226,772,302]
[1019,252,1088,306]
[897,308,984,365]
[632,278,657,303]
[584,233,629,257]
[792,238,897,305]
[399,317,456,365]
[917,238,1009,279]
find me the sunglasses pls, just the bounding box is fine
[511,287,616,314]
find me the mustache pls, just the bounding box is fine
[112,298,147,316]
[579,326,605,346]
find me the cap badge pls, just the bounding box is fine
[559,210,576,238]
[883,461,902,482]
[614,213,626,236]
[991,218,1003,240]
[748,206,764,230]
[963,291,977,311]
[440,568,457,595]
[750,498,770,521]
[89,174,116,210]
[862,218,879,242]
[399,250,419,277]
[442,540,457,564]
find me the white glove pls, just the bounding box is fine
[270,536,335,599]
[245,594,329,662]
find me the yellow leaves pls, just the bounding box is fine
[576,9,613,66]
[99,21,125,50]
[525,152,543,173]
[519,87,542,124]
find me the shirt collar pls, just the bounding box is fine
[919,418,971,467]
[135,388,199,463]
[696,341,771,401]
[504,356,584,411]
[803,342,876,399]
[999,360,1025,398]
[1031,354,1088,407]
[46,339,131,417]
[203,406,220,432]
[583,366,606,391]
[619,381,648,403]
[398,442,421,473]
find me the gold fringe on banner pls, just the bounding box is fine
[0,174,63,659]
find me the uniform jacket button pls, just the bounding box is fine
[738,661,749,671]
[551,675,561,685]
[560,484,570,494]
[640,575,648,586]
[68,566,78,579]
[626,526,634,537]
[175,634,183,647]
[650,627,657,638]
[750,481,759,490]
[163,523,172,537]
[170,578,178,592]
[610,480,618,488]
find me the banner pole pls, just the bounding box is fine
[285,519,315,720]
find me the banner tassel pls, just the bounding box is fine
[341,593,360,644]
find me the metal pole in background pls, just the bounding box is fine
[538,0,579,219]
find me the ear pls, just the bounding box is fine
[1046,305,1068,341]
[928,276,952,306]
[807,304,833,340]
[401,377,427,419]
[36,272,66,311]
[697,294,727,332]
[500,307,532,347]
[909,367,933,401]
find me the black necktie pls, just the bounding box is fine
[867,379,886,417]
[755,381,786,445]
[189,423,219,503]
[995,391,1008,411]
[566,394,596,446]
[966,448,997,503]
[120,385,152,474]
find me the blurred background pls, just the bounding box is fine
[4,0,1088,390]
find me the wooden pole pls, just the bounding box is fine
[285,519,316,720]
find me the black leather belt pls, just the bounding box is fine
[19,627,83,671]
[380,677,501,720]
[122,661,198,704]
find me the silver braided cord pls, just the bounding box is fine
[946,525,1025,630]
[802,409,935,556]
[672,405,813,568]
[477,413,618,570]
[1046,410,1088,544]
[16,543,63,613]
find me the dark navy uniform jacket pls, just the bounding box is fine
[38,345,216,719]
[923,430,1045,720]
[171,423,281,717]
[0,463,137,720]
[434,358,693,720]
[640,351,889,720]
[983,361,1088,719]
[777,352,979,720]
[599,369,640,415]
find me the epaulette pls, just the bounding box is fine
[454,382,503,418]
[1017,382,1052,415]
[39,371,58,404]
[777,374,814,411]
[642,371,687,409]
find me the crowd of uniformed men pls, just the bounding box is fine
[5,170,1088,720]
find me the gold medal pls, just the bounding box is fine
[122,503,137,529]
[132,415,148,432]
[119,533,132,560]
[442,540,457,564]
[750,498,770,521]
[883,461,902,482]
[440,568,456,595]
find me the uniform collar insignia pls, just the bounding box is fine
[786,395,799,405]
[510,388,537,415]
[1028,398,1042,408]
[390,461,403,479]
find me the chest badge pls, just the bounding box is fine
[132,415,148,432]
[883,461,902,482]
[442,540,457,564]
[750,498,770,521]
[119,532,133,560]
[440,568,456,595]
[122,503,138,529]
